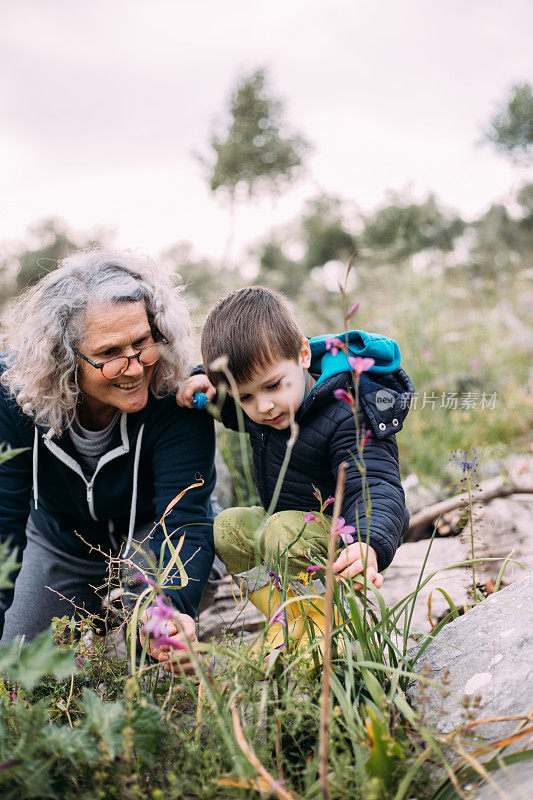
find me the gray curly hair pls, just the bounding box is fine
[1,250,193,434]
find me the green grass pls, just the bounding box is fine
[2,552,530,800]
[297,263,533,487]
[1,417,531,800]
[2,262,531,799]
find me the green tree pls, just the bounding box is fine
[300,194,357,271]
[160,242,237,317]
[466,182,533,279]
[468,203,524,278]
[0,217,102,306]
[362,193,465,261]
[516,181,533,224]
[257,240,303,296]
[484,83,533,164]
[205,68,310,262]
[513,183,533,260]
[256,194,357,297]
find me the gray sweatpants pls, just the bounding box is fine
[0,518,224,645]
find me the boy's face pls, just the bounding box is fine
[231,340,311,429]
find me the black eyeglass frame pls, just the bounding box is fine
[73,335,169,378]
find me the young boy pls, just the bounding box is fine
[177,286,413,648]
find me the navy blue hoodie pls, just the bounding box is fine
[219,331,414,572]
[0,365,216,636]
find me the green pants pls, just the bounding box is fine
[214,506,330,581]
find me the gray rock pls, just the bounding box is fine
[409,578,533,798]
[409,577,533,741]
[472,758,533,800]
[380,536,469,633]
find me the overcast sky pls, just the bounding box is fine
[1,0,531,262]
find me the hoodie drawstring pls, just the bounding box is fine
[123,423,145,558]
[33,427,39,510]
[37,418,145,559]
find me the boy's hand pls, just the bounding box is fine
[176,375,216,408]
[331,543,384,589]
[139,608,198,676]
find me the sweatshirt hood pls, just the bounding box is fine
[309,330,402,386]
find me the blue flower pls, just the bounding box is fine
[450,448,482,475]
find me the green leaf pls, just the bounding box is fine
[8,758,55,799]
[360,667,387,707]
[0,701,55,798]
[428,587,460,623]
[130,700,165,763]
[0,630,74,691]
[364,706,404,788]
[0,444,29,466]
[80,688,125,760]
[0,540,20,592]
[43,724,100,767]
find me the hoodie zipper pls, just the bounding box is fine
[41,413,131,521]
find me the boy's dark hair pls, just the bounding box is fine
[202,286,304,386]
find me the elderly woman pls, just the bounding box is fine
[0,250,215,668]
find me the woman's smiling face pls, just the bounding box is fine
[76,301,155,429]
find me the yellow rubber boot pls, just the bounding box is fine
[248,583,304,652]
[292,591,346,661]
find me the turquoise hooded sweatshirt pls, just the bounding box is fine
[309,330,402,387]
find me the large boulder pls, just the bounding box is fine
[409,576,532,737]
[408,577,533,797]
[473,759,533,800]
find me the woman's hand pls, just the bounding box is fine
[176,375,217,408]
[331,543,384,589]
[139,608,198,676]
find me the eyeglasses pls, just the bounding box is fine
[74,337,169,379]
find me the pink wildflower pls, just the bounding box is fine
[154,634,187,651]
[325,337,345,357]
[306,565,323,574]
[337,531,355,546]
[143,595,175,641]
[361,428,372,448]
[421,348,433,362]
[323,496,334,508]
[133,571,157,588]
[334,388,354,406]
[347,356,375,375]
[331,517,356,545]
[269,605,287,627]
[304,512,318,523]
[346,301,360,320]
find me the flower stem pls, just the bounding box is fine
[466,473,477,597]
[319,461,347,800]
